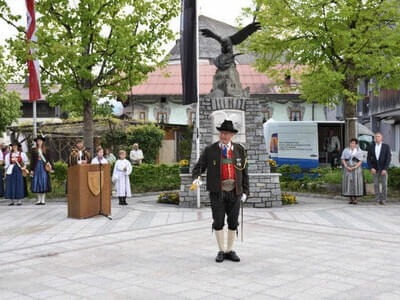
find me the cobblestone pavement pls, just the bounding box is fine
[1,196,400,299]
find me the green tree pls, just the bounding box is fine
[126,124,165,164]
[0,46,21,134]
[244,0,400,143]
[5,0,179,153]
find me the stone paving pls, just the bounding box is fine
[1,196,400,299]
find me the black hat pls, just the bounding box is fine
[216,120,238,133]
[10,141,19,146]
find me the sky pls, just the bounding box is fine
[0,0,254,50]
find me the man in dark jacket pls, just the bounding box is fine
[192,120,249,263]
[367,132,391,205]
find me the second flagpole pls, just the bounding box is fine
[195,0,200,209]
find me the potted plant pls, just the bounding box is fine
[269,159,277,173]
[179,159,190,174]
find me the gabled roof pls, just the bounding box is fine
[168,15,257,65]
[130,64,298,96]
[6,83,59,102]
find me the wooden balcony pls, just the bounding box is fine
[369,89,400,116]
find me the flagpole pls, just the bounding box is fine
[195,0,200,209]
[33,101,37,138]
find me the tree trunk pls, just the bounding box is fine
[343,99,357,148]
[83,99,94,156]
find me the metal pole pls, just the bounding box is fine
[195,0,200,209]
[33,100,37,138]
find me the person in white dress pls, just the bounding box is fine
[91,147,109,164]
[112,150,132,205]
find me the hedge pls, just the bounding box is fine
[130,163,180,193]
[27,161,180,197]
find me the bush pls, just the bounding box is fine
[158,192,179,205]
[130,163,180,193]
[101,128,128,153]
[52,161,68,183]
[388,167,400,190]
[126,124,165,164]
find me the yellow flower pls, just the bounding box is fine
[179,159,189,167]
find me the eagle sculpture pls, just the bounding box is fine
[200,22,261,71]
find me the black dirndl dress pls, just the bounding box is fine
[5,165,25,199]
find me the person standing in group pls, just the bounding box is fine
[112,150,132,205]
[325,129,341,168]
[69,139,91,166]
[91,147,109,164]
[0,146,4,197]
[367,132,391,205]
[341,138,364,205]
[192,120,249,263]
[5,142,29,206]
[104,148,116,164]
[30,137,53,205]
[129,143,144,166]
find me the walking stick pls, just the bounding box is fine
[241,200,244,242]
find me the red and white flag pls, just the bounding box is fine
[26,0,42,102]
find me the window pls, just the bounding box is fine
[157,112,168,123]
[189,111,196,125]
[139,112,146,121]
[290,110,301,121]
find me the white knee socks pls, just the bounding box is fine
[226,230,236,252]
[215,230,225,252]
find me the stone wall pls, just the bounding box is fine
[179,96,282,208]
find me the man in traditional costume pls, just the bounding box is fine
[192,120,249,263]
[69,139,91,166]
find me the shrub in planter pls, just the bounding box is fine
[179,159,190,174]
[158,192,179,205]
[282,192,297,205]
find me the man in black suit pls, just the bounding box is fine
[367,132,391,205]
[192,120,249,263]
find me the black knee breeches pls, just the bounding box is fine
[210,191,240,231]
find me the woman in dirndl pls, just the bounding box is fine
[30,136,53,205]
[341,138,365,205]
[5,142,29,205]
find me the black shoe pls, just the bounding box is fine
[16,203,22,206]
[215,251,225,263]
[8,203,14,206]
[118,197,123,205]
[225,251,240,262]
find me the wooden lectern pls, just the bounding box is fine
[67,164,111,219]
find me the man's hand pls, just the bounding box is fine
[241,194,247,202]
[382,170,387,176]
[371,168,376,175]
[190,177,202,191]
